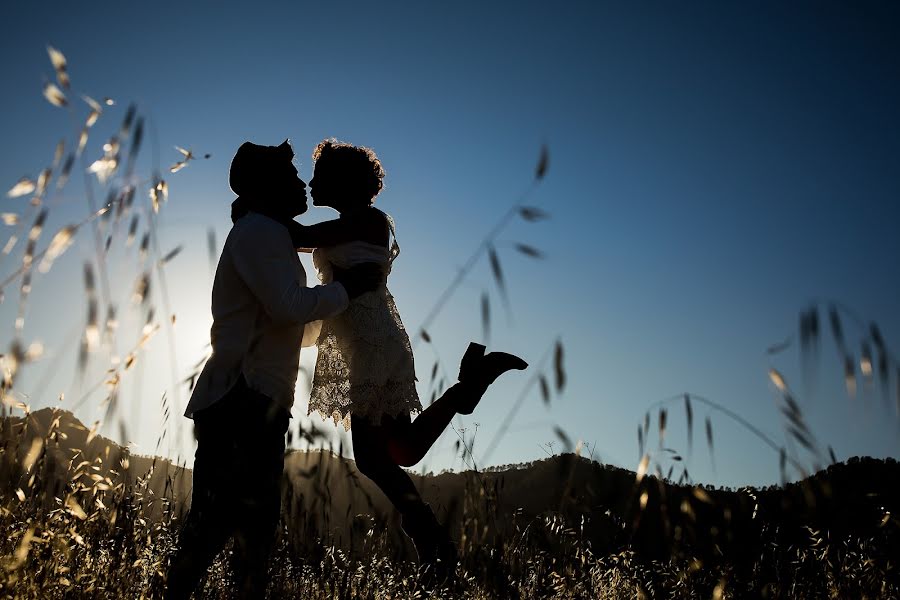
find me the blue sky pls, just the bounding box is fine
[1,1,898,488]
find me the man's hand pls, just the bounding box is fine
[334,263,384,299]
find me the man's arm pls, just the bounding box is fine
[287,218,357,249]
[286,212,389,250]
[230,220,348,324]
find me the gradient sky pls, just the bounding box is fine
[1,1,899,488]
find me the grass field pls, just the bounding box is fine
[1,407,898,599]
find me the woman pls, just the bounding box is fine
[289,138,527,573]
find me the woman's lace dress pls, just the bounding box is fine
[306,215,421,430]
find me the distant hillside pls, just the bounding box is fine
[3,408,899,570]
[0,407,191,520]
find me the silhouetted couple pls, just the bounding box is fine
[165,139,527,598]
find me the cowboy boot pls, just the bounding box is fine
[456,342,528,415]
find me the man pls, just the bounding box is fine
[165,140,380,599]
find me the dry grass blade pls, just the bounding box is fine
[53,139,65,167]
[130,118,144,159]
[659,408,667,446]
[519,206,550,222]
[788,425,817,453]
[22,437,43,472]
[895,367,900,416]
[169,161,187,174]
[487,244,509,311]
[860,342,873,378]
[38,224,78,273]
[47,46,69,88]
[65,496,87,520]
[684,394,693,452]
[28,209,48,243]
[712,579,726,600]
[88,156,117,184]
[807,306,820,342]
[83,262,96,294]
[766,336,792,355]
[705,416,714,455]
[3,228,18,254]
[82,95,102,112]
[126,216,139,247]
[639,490,649,510]
[43,82,67,107]
[829,306,844,350]
[539,374,550,406]
[419,329,431,343]
[120,104,136,138]
[8,526,34,571]
[160,245,183,264]
[77,128,88,155]
[553,340,566,392]
[86,301,99,350]
[206,228,217,269]
[768,368,788,392]
[513,243,544,259]
[844,356,856,398]
[25,342,44,362]
[535,144,549,180]
[105,304,118,336]
[637,424,644,456]
[779,447,787,483]
[35,168,51,198]
[7,177,36,198]
[57,154,74,189]
[800,310,812,355]
[870,322,885,352]
[150,186,161,214]
[781,393,802,422]
[877,351,889,390]
[2,213,19,225]
[138,233,149,260]
[123,185,136,208]
[692,487,713,504]
[636,454,649,484]
[132,271,151,305]
[3,341,26,385]
[19,268,33,326]
[481,291,490,342]
[149,180,168,213]
[554,426,572,451]
[429,360,439,384]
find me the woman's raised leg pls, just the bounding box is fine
[385,343,528,467]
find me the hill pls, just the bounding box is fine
[2,407,899,573]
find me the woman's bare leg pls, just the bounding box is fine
[386,384,465,466]
[386,343,528,467]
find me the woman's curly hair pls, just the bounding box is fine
[312,138,385,206]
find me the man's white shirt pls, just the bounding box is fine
[184,211,348,418]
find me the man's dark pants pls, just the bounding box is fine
[165,375,289,599]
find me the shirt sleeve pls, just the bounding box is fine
[230,219,349,324]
